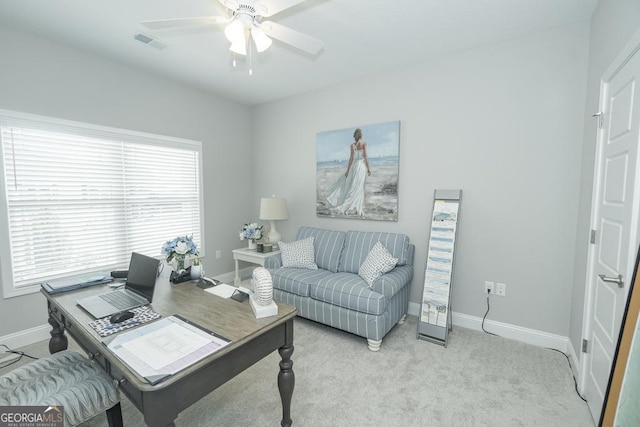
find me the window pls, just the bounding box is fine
[0,110,204,298]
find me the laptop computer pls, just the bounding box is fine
[76,252,160,319]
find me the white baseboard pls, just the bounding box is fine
[4,289,571,354]
[566,339,580,378]
[0,324,51,351]
[407,302,420,317]
[408,302,569,352]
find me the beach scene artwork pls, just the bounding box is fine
[316,121,400,221]
[420,200,460,327]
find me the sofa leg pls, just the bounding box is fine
[367,339,382,352]
[398,314,407,325]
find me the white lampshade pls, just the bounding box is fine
[251,27,272,53]
[224,19,244,43]
[226,19,247,56]
[260,197,288,220]
[229,39,247,56]
[260,197,288,245]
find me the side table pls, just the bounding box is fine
[232,247,282,285]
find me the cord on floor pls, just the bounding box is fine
[480,292,587,403]
[481,291,498,336]
[547,347,587,402]
[0,344,38,370]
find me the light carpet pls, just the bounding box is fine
[1,316,594,426]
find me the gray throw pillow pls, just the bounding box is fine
[279,237,318,270]
[358,242,398,287]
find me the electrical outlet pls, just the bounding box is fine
[484,281,494,294]
[496,282,506,297]
[215,250,221,260]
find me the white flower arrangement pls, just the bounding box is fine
[239,223,264,241]
[162,235,199,270]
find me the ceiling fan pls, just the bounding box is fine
[141,0,323,56]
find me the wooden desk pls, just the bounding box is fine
[42,278,297,427]
[233,247,281,285]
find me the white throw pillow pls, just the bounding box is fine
[358,242,398,287]
[279,237,318,270]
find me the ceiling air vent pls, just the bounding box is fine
[133,33,167,50]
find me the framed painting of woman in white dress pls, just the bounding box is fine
[316,121,400,221]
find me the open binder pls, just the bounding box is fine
[105,315,231,384]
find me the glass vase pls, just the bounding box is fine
[170,256,186,272]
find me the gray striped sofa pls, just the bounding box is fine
[265,227,414,351]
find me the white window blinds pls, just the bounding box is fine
[0,117,203,296]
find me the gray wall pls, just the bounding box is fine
[252,22,590,336]
[0,26,253,336]
[569,0,640,356]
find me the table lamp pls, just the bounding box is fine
[260,196,288,245]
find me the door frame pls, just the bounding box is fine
[579,28,640,396]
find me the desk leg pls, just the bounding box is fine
[278,343,295,427]
[48,312,68,354]
[234,257,241,285]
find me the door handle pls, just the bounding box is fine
[598,273,624,288]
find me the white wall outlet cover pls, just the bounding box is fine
[484,281,495,293]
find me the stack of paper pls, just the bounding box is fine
[204,283,252,299]
[41,274,113,294]
[204,283,237,298]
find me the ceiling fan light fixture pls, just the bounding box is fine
[224,19,244,44]
[251,27,272,53]
[229,39,247,56]
[141,0,325,65]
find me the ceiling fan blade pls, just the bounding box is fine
[261,20,323,55]
[141,16,229,30]
[255,0,308,17]
[218,0,239,11]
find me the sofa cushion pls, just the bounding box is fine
[296,227,346,273]
[279,237,318,270]
[339,231,410,273]
[309,272,387,316]
[358,242,398,287]
[271,267,333,297]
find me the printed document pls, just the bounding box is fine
[107,315,231,384]
[121,322,211,370]
[204,283,237,298]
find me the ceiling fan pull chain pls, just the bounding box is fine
[249,35,253,76]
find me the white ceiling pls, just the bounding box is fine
[0,0,598,106]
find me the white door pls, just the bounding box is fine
[582,48,640,422]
